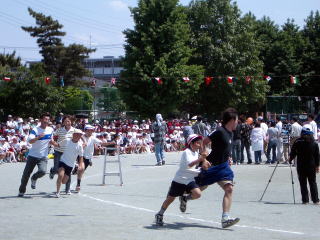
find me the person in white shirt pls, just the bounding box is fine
[74,125,115,192]
[53,129,84,198]
[250,123,266,164]
[275,116,283,161]
[6,115,17,129]
[257,117,268,154]
[18,113,54,197]
[155,134,208,226]
[290,117,302,147]
[307,114,318,141]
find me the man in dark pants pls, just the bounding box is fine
[240,117,252,164]
[289,125,320,204]
[232,120,241,164]
[18,113,54,197]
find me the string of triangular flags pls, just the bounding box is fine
[151,75,306,85]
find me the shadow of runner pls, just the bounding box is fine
[144,222,232,231]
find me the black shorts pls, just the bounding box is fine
[167,181,199,197]
[84,158,91,170]
[58,161,73,177]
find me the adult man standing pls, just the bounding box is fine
[151,114,168,166]
[18,113,54,197]
[240,117,252,164]
[192,116,209,137]
[275,116,283,161]
[181,108,240,228]
[290,117,302,148]
[307,114,318,142]
[257,117,268,155]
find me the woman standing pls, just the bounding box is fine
[289,126,320,204]
[250,122,265,164]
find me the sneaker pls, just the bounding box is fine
[75,186,81,193]
[55,192,60,198]
[179,196,187,213]
[155,162,162,166]
[49,168,54,179]
[66,190,71,195]
[221,217,240,228]
[31,179,36,189]
[18,192,24,197]
[72,164,78,175]
[155,213,164,226]
[162,160,165,165]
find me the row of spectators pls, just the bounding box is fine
[0,114,213,164]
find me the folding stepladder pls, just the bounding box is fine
[102,147,123,186]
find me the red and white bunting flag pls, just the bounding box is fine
[264,75,271,82]
[182,77,190,82]
[155,77,163,85]
[91,78,96,87]
[3,77,11,82]
[245,76,251,84]
[45,77,51,84]
[111,77,116,85]
[227,76,233,84]
[204,76,213,86]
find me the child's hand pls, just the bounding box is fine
[201,160,211,170]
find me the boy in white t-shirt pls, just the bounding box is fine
[53,129,84,197]
[155,134,210,226]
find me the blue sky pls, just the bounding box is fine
[0,0,319,63]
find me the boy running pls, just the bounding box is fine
[52,129,84,198]
[155,134,208,226]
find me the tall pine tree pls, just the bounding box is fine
[22,8,94,86]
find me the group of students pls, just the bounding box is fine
[17,113,114,198]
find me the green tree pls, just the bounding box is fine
[22,7,94,86]
[62,87,93,114]
[188,0,269,114]
[0,51,21,68]
[118,0,204,117]
[97,87,126,112]
[300,11,320,97]
[0,66,64,117]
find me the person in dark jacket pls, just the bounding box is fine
[289,125,320,204]
[232,120,241,164]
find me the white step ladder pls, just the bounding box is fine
[102,147,123,186]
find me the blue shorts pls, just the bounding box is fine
[195,161,234,186]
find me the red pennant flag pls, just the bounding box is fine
[3,77,11,82]
[245,76,251,84]
[182,77,190,82]
[204,77,213,86]
[45,77,51,84]
[227,76,233,84]
[155,77,163,85]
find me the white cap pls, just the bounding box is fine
[73,129,84,135]
[84,125,95,130]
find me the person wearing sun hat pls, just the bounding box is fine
[154,134,209,226]
[289,125,320,205]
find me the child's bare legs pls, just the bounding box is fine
[56,167,69,194]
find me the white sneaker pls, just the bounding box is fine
[66,190,71,195]
[221,217,240,228]
[55,192,60,198]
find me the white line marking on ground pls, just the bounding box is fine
[79,192,305,236]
